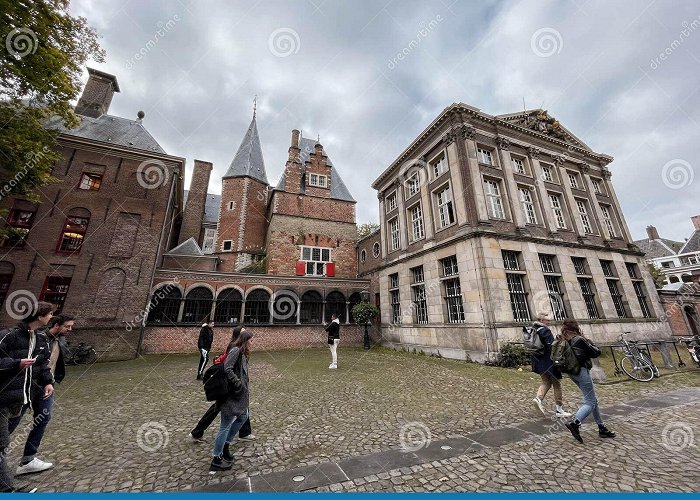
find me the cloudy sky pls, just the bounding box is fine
[73,0,700,242]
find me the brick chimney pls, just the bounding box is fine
[646,225,660,240]
[692,215,700,230]
[281,129,303,194]
[178,160,213,245]
[75,67,120,118]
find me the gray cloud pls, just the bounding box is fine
[74,0,700,242]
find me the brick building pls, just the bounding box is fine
[0,68,185,359]
[363,104,668,361]
[141,114,372,355]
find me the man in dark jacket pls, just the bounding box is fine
[0,301,55,492]
[325,313,340,369]
[530,312,571,418]
[197,320,215,380]
[8,314,74,476]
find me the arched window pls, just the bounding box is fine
[670,276,680,283]
[360,249,367,263]
[147,285,182,324]
[0,262,15,309]
[372,242,380,258]
[244,289,270,324]
[349,292,362,323]
[214,288,243,324]
[271,290,298,324]
[682,274,693,283]
[325,291,346,323]
[182,287,213,324]
[300,291,323,324]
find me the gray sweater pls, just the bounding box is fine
[220,346,249,418]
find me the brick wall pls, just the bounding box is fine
[659,291,700,336]
[357,231,382,275]
[178,160,212,245]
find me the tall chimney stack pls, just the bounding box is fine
[75,67,120,118]
[291,129,300,148]
[646,225,660,240]
[692,215,700,231]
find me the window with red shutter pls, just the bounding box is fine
[295,261,306,275]
[326,262,336,277]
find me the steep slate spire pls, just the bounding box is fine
[223,111,268,184]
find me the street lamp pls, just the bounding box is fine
[360,290,370,350]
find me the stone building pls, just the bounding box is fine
[0,68,186,359]
[365,104,667,361]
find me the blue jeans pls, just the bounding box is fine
[212,409,248,458]
[568,367,603,425]
[8,394,53,463]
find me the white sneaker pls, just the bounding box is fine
[532,397,545,416]
[329,364,337,369]
[16,457,53,476]
[239,434,256,441]
[555,407,572,418]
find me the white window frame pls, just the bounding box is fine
[511,157,526,175]
[568,172,580,189]
[484,179,505,220]
[432,154,448,179]
[389,218,400,251]
[308,173,327,188]
[372,242,380,257]
[222,240,233,252]
[477,148,493,166]
[518,187,538,224]
[591,179,602,195]
[541,163,554,183]
[435,185,455,229]
[576,199,593,234]
[228,201,235,211]
[549,194,567,229]
[601,205,617,238]
[360,249,367,263]
[406,172,420,197]
[409,203,425,242]
[300,246,332,276]
[386,191,397,213]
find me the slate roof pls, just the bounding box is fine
[45,114,165,154]
[679,229,700,254]
[183,191,221,224]
[166,237,204,256]
[632,238,684,259]
[223,115,268,184]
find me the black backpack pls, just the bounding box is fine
[522,326,545,355]
[202,355,244,402]
[550,338,581,374]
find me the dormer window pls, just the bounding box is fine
[309,173,327,187]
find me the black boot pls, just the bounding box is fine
[210,455,233,471]
[598,424,616,438]
[223,442,235,462]
[565,419,583,443]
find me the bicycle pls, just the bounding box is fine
[65,342,97,365]
[618,332,659,382]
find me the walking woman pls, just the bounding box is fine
[210,329,253,471]
[559,319,616,443]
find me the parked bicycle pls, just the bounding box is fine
[679,335,700,368]
[618,332,659,381]
[65,342,97,365]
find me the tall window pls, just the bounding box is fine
[301,246,332,276]
[389,273,401,324]
[0,263,14,309]
[244,289,271,324]
[3,206,36,247]
[214,288,243,324]
[40,277,72,314]
[202,228,216,254]
[539,254,567,320]
[601,205,617,237]
[576,200,593,234]
[386,191,397,212]
[409,204,424,241]
[57,214,90,253]
[182,287,213,323]
[441,256,464,323]
[502,250,530,322]
[436,186,455,228]
[411,266,428,324]
[389,218,400,251]
[571,257,588,275]
[541,165,554,182]
[578,278,600,319]
[300,291,323,324]
[78,172,103,191]
[512,157,526,175]
[477,148,493,165]
[432,155,448,178]
[568,172,580,189]
[549,194,566,229]
[591,179,602,194]
[626,262,652,318]
[484,179,505,219]
[325,291,346,323]
[406,173,420,197]
[606,280,627,318]
[518,187,537,224]
[147,285,182,324]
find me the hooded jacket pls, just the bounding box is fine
[530,321,561,379]
[325,319,340,341]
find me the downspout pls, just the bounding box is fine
[136,165,179,356]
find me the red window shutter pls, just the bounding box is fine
[295,261,306,276]
[326,262,336,277]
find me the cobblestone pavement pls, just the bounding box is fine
[7,346,700,492]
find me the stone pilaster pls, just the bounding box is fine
[527,147,558,233]
[463,132,490,223]
[580,163,610,240]
[555,155,586,237]
[601,168,633,242]
[496,136,526,229]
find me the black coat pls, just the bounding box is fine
[198,325,214,350]
[570,335,600,370]
[325,320,340,341]
[530,323,561,379]
[0,323,55,407]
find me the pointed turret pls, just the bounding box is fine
[222,113,268,185]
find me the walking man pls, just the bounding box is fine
[325,313,340,369]
[531,312,571,418]
[197,320,214,380]
[9,314,75,475]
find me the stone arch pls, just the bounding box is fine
[147,284,182,324]
[325,290,346,323]
[182,286,213,324]
[300,290,323,324]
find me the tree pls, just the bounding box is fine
[357,222,379,240]
[351,302,379,325]
[0,0,105,202]
[647,263,666,289]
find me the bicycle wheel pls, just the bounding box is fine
[621,355,654,382]
[640,352,660,378]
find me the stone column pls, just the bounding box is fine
[377,192,387,258]
[527,147,558,233]
[496,136,526,229]
[177,299,185,323]
[554,155,586,237]
[345,301,350,325]
[601,168,633,242]
[462,128,490,223]
[239,300,246,324]
[296,299,302,325]
[454,122,478,226]
[580,163,611,240]
[209,300,216,323]
[395,179,408,250]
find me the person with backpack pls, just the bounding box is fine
[196,320,215,380]
[528,312,571,418]
[210,329,253,471]
[325,313,340,369]
[190,326,255,442]
[557,319,616,443]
